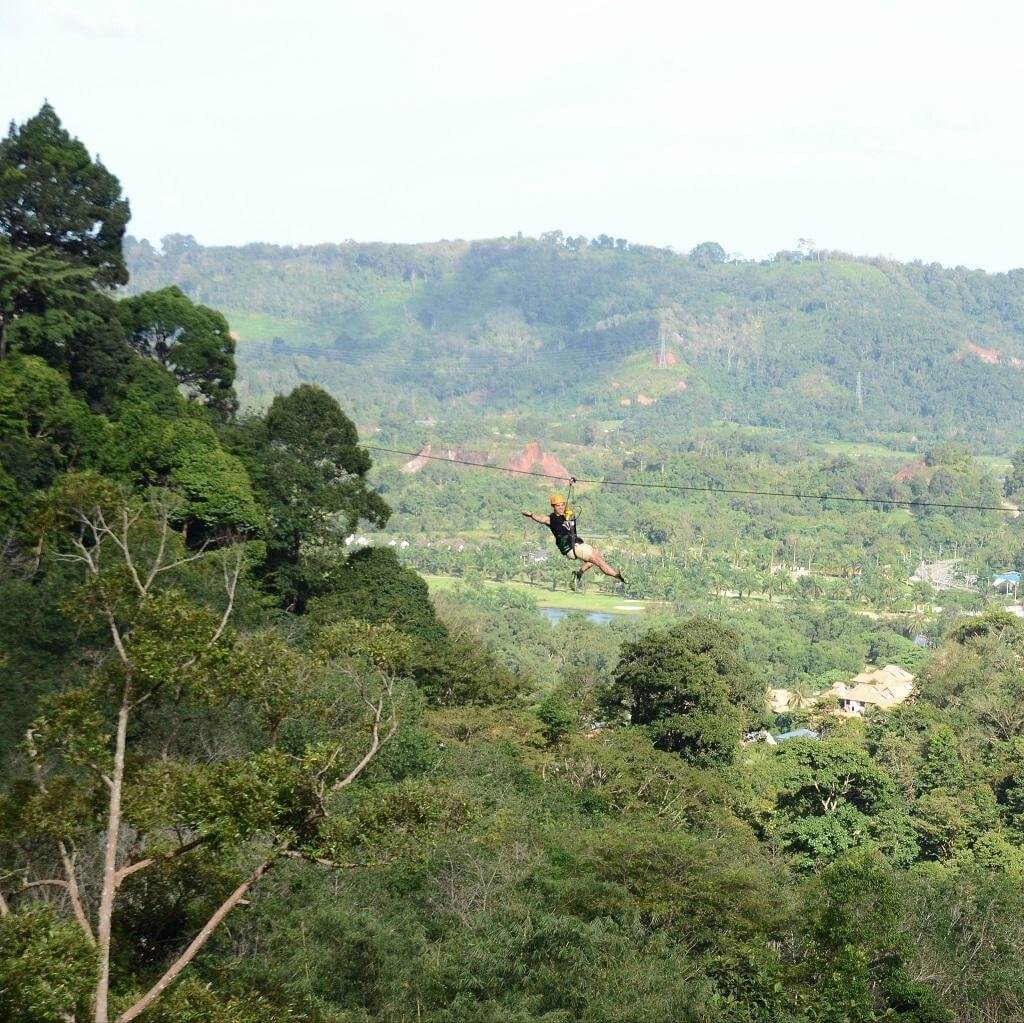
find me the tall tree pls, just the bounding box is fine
[231,385,389,607]
[0,107,135,406]
[118,286,237,416]
[602,618,762,766]
[0,104,130,287]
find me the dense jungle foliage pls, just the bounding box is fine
[4,105,1024,1023]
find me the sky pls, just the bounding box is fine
[3,0,1024,270]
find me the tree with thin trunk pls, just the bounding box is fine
[0,474,406,1022]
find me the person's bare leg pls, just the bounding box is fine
[586,551,624,579]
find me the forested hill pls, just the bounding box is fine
[126,234,1024,450]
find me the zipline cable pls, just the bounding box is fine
[364,445,1020,514]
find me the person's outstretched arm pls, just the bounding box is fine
[522,511,550,525]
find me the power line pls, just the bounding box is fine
[365,445,1019,514]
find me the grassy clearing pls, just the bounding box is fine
[422,573,652,613]
[820,440,920,460]
[978,454,1013,472]
[225,310,329,347]
[820,442,1010,472]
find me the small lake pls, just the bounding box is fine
[539,607,616,627]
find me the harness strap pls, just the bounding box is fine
[566,476,580,543]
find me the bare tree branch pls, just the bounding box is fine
[116,836,208,885]
[330,676,397,794]
[150,546,211,578]
[103,505,147,597]
[116,854,277,1023]
[280,849,360,869]
[18,878,71,893]
[107,615,131,669]
[59,844,95,944]
[142,513,171,592]
[94,677,132,1023]
[208,548,243,647]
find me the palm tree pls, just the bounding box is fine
[789,678,818,710]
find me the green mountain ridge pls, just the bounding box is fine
[126,234,1024,451]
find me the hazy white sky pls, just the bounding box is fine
[3,0,1024,269]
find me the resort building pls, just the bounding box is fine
[829,665,915,716]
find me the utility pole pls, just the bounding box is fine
[856,370,863,412]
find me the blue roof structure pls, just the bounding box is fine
[774,728,820,742]
[993,571,1022,586]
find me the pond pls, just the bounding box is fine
[538,607,616,627]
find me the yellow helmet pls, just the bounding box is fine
[549,493,566,506]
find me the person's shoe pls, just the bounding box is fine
[616,571,627,587]
[572,569,584,591]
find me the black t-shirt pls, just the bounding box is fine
[547,512,581,555]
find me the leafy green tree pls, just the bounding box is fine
[111,409,264,536]
[0,104,129,286]
[0,246,136,409]
[309,548,520,706]
[603,618,762,766]
[309,547,442,644]
[801,852,951,1022]
[948,607,1024,646]
[536,688,577,744]
[919,725,964,793]
[912,790,979,860]
[1005,445,1024,496]
[689,241,727,266]
[0,354,110,526]
[118,286,237,416]
[0,240,96,360]
[923,442,972,471]
[772,739,909,868]
[231,385,389,606]
[0,905,95,1023]
[0,106,139,412]
[904,865,1024,1020]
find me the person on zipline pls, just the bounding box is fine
[522,494,626,588]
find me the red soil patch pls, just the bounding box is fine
[962,341,1001,365]
[402,444,434,473]
[636,393,656,406]
[893,461,929,483]
[504,441,571,479]
[653,350,678,367]
[402,445,490,474]
[675,380,688,391]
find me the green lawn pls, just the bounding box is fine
[422,573,652,614]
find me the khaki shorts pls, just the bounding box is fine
[565,542,595,561]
